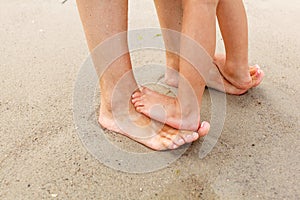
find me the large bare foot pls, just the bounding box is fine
[213,54,264,90]
[99,95,210,151]
[132,87,206,131]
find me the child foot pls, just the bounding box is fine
[132,87,205,131]
[207,62,264,95]
[213,54,264,90]
[164,54,264,93]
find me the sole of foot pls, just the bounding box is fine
[98,105,210,151]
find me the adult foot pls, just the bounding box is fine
[213,54,264,90]
[99,96,209,151]
[132,87,205,131]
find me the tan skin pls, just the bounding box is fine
[76,0,210,151]
[153,0,264,90]
[132,0,264,129]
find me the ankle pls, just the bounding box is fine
[173,101,200,131]
[164,66,179,87]
[225,54,248,67]
[224,60,249,74]
[166,52,180,70]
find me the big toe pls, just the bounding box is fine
[197,121,210,137]
[252,65,265,87]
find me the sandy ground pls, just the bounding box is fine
[0,0,299,199]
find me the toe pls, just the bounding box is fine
[132,91,142,98]
[135,106,144,113]
[249,66,259,76]
[251,66,264,87]
[133,99,145,107]
[197,121,210,137]
[131,97,139,104]
[132,96,143,104]
[168,143,179,150]
[159,137,177,150]
[180,131,199,143]
[132,96,147,107]
[138,129,177,151]
[172,136,186,146]
[157,129,186,150]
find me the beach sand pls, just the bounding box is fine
[0,0,299,199]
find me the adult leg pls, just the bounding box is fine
[76,0,209,150]
[154,0,182,87]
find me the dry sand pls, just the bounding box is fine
[0,0,299,199]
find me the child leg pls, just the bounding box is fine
[216,0,264,89]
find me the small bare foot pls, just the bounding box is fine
[132,87,205,131]
[99,102,209,151]
[207,62,264,95]
[213,54,264,91]
[164,54,264,93]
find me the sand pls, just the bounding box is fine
[0,0,299,199]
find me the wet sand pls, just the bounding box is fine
[0,0,299,199]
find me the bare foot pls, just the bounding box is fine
[99,96,210,151]
[207,59,264,95]
[131,60,263,130]
[213,54,264,90]
[164,54,264,95]
[132,87,203,131]
[164,67,179,87]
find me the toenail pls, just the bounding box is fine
[178,138,185,145]
[186,134,192,140]
[255,64,260,69]
[193,132,199,139]
[257,69,261,74]
[201,121,205,128]
[171,144,178,149]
